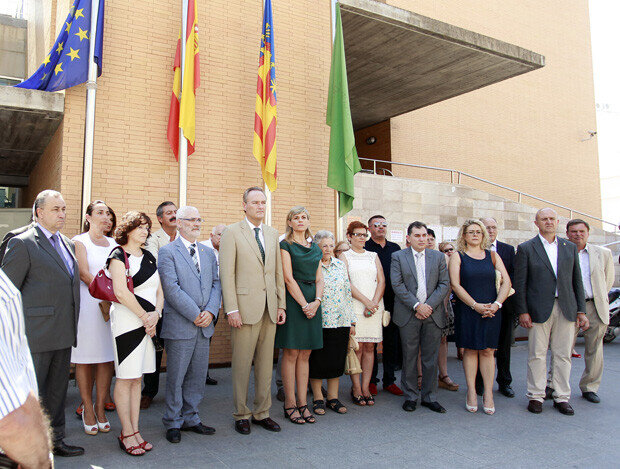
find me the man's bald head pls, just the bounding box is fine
[534,208,559,237]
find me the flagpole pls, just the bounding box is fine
[330,0,344,241]
[81,0,101,224]
[178,0,189,207]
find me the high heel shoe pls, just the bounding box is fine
[465,396,478,413]
[118,432,145,456]
[483,398,495,415]
[82,406,98,435]
[94,405,110,432]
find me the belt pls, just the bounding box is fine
[297,279,316,285]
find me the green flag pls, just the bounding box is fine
[327,3,361,216]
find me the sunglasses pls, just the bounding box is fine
[372,222,388,228]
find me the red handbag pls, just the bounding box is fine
[89,247,134,302]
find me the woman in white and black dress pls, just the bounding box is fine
[108,211,163,456]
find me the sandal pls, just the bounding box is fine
[104,402,116,411]
[118,432,145,457]
[364,395,375,406]
[312,399,326,415]
[326,398,347,414]
[134,431,152,451]
[298,405,315,423]
[350,390,366,406]
[283,406,305,425]
[438,375,459,392]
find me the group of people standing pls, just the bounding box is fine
[0,186,615,465]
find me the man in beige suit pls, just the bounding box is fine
[566,219,615,403]
[219,186,286,435]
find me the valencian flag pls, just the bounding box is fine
[16,0,104,91]
[252,0,278,192]
[327,3,361,216]
[167,0,201,159]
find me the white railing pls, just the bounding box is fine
[359,157,618,232]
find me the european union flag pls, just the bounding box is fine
[16,0,104,92]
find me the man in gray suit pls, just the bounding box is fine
[391,221,450,413]
[515,208,589,415]
[1,190,84,457]
[158,206,221,444]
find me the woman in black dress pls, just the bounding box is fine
[449,220,511,415]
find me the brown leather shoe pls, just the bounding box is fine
[251,417,281,432]
[140,396,153,410]
[235,419,251,435]
[553,401,574,415]
[527,400,542,414]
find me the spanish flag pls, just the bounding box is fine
[167,0,200,160]
[253,0,277,192]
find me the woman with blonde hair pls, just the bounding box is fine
[449,220,511,415]
[275,206,324,425]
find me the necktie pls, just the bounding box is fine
[254,227,265,263]
[189,244,200,273]
[50,234,74,277]
[415,251,426,304]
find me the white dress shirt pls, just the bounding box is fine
[179,234,200,270]
[411,248,427,309]
[489,240,497,252]
[578,245,594,299]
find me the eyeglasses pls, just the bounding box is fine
[179,217,204,224]
[372,222,388,228]
[350,233,368,238]
[465,230,482,235]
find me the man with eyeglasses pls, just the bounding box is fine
[158,206,221,443]
[365,215,403,396]
[474,217,517,398]
[142,201,177,409]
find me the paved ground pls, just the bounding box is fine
[57,338,620,469]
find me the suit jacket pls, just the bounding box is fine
[496,240,516,315]
[0,222,35,265]
[1,225,80,353]
[390,248,450,328]
[584,244,615,324]
[219,220,286,324]
[144,227,174,261]
[158,237,222,340]
[514,235,586,323]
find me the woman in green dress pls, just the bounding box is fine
[275,206,324,425]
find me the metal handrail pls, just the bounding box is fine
[358,157,618,231]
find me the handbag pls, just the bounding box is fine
[382,309,391,327]
[344,336,361,375]
[89,247,133,302]
[495,269,515,297]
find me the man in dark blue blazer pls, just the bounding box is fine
[158,206,221,443]
[514,208,588,415]
[475,218,517,398]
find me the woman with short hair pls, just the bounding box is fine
[449,220,511,414]
[108,211,163,455]
[309,230,355,415]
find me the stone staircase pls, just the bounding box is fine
[349,173,620,286]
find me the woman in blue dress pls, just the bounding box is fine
[449,220,512,415]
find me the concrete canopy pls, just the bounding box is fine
[0,86,64,187]
[339,0,545,130]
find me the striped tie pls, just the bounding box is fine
[254,227,265,263]
[189,244,200,273]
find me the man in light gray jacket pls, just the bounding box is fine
[158,206,221,443]
[391,221,449,414]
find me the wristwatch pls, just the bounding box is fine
[315,297,322,303]
[493,301,503,308]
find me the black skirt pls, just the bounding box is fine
[309,327,350,379]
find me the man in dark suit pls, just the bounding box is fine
[475,217,517,398]
[391,221,450,413]
[0,220,35,265]
[514,208,589,415]
[1,190,84,457]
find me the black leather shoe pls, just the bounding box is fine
[402,400,417,412]
[235,419,251,435]
[553,401,574,415]
[527,400,542,414]
[582,392,600,403]
[52,440,85,457]
[276,387,285,402]
[251,417,281,432]
[205,376,218,386]
[499,385,515,398]
[421,401,446,413]
[545,386,554,400]
[166,428,181,443]
[181,423,216,435]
